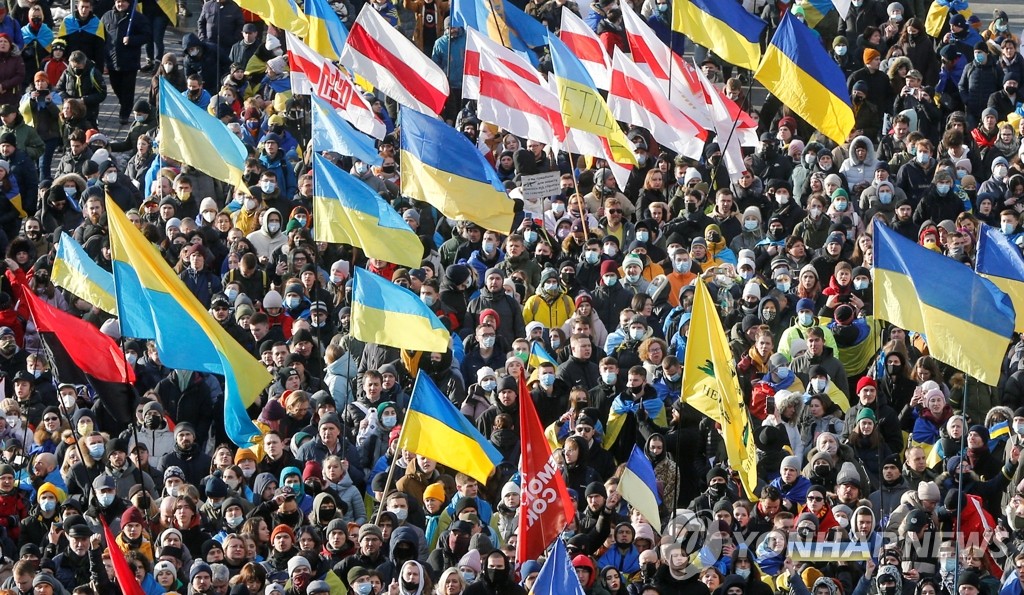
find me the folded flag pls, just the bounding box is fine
[400,108,515,232]
[873,220,1014,386]
[754,12,854,146]
[158,77,249,193]
[312,153,421,268]
[548,33,635,165]
[237,0,307,36]
[527,341,555,369]
[341,5,449,116]
[802,0,842,26]
[618,445,662,530]
[350,267,450,352]
[559,6,611,90]
[303,0,347,60]
[975,223,1024,332]
[289,32,385,140]
[397,371,503,483]
[106,197,272,447]
[694,65,747,182]
[607,47,704,160]
[52,232,116,315]
[673,0,764,70]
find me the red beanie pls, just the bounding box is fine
[856,376,877,393]
[600,260,618,277]
[120,506,145,528]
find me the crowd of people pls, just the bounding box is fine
[0,1,1018,595]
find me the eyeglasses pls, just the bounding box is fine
[43,416,58,422]
[806,495,824,502]
[608,209,623,215]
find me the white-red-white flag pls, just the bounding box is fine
[463,28,543,101]
[287,32,385,140]
[477,50,566,146]
[340,5,449,116]
[607,48,705,160]
[558,6,610,90]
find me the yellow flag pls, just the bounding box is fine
[682,278,758,499]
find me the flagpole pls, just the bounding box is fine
[953,376,968,589]
[372,370,420,525]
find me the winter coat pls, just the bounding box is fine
[100,7,149,71]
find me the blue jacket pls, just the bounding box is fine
[259,151,297,199]
[769,474,811,504]
[430,32,466,89]
[598,544,640,574]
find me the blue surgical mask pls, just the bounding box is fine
[630,328,645,341]
[584,251,600,264]
[40,499,56,512]
[916,152,930,164]
[97,493,115,507]
[482,241,495,254]
[853,279,869,290]
[224,288,238,301]
[285,296,300,309]
[381,415,397,428]
[481,336,495,349]
[878,191,893,204]
[776,281,791,292]
[601,371,617,385]
[540,373,555,388]
[1003,223,1015,235]
[798,312,814,326]
[936,183,951,195]
[88,444,105,459]
[636,231,650,243]
[776,366,791,377]
[744,219,759,231]
[603,275,618,286]
[834,45,848,56]
[524,230,538,244]
[355,584,373,595]
[481,380,496,392]
[421,294,435,307]
[461,572,476,584]
[259,181,276,194]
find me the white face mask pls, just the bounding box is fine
[163,63,174,73]
[104,172,117,184]
[202,211,216,223]
[267,222,280,233]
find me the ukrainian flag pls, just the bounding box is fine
[158,78,249,194]
[396,371,503,483]
[238,0,308,36]
[350,267,450,352]
[618,445,662,529]
[304,0,347,61]
[52,232,116,315]
[547,34,635,165]
[312,154,422,269]
[454,0,547,62]
[530,540,586,595]
[105,197,272,447]
[797,0,836,28]
[976,224,1024,332]
[754,12,854,146]
[310,94,381,167]
[528,341,555,369]
[873,221,1015,387]
[400,108,515,233]
[673,0,764,71]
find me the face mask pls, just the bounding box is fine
[124,352,139,367]
[776,366,791,378]
[103,172,117,184]
[835,45,848,56]
[674,259,690,273]
[995,166,1009,179]
[355,584,373,595]
[975,53,986,65]
[811,378,827,392]
[420,294,435,308]
[601,371,617,385]
[744,219,759,231]
[603,275,617,286]
[635,153,648,166]
[736,568,751,579]
[543,282,560,294]
[552,203,565,215]
[776,281,791,292]
[916,152,930,164]
[162,62,174,73]
[481,336,496,349]
[836,516,849,528]
[461,572,476,584]
[540,373,555,388]
[584,251,600,265]
[64,187,77,199]
[630,328,645,341]
[226,514,243,527]
[550,338,561,350]
[244,198,257,211]
[798,312,813,326]
[636,231,650,243]
[524,230,538,244]
[381,415,397,428]
[285,296,302,310]
[481,379,496,392]
[354,163,369,175]
[267,222,281,233]
[936,183,951,195]
[625,273,640,284]
[879,191,893,204]
[242,467,255,478]
[603,245,618,257]
[88,444,105,459]
[97,493,115,507]
[835,200,849,211]
[809,207,822,218]
[482,241,495,254]
[776,193,790,205]
[853,279,869,290]
[223,288,239,303]
[260,181,276,194]
[40,499,56,513]
[944,559,956,572]
[763,310,777,322]
[390,507,408,522]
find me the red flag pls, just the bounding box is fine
[100,517,147,595]
[516,370,574,565]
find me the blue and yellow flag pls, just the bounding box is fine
[618,445,662,529]
[547,34,635,165]
[976,223,1024,332]
[396,371,503,483]
[530,539,587,595]
[238,0,308,35]
[52,232,116,315]
[159,78,249,193]
[528,341,555,369]
[312,153,422,269]
[304,0,347,61]
[873,221,1015,386]
[400,108,515,233]
[105,197,272,447]
[754,12,854,146]
[453,0,547,62]
[310,94,382,166]
[350,267,450,352]
[673,0,765,71]
[58,14,105,39]
[683,278,758,499]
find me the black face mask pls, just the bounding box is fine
[560,272,575,285]
[642,563,657,579]
[400,580,419,593]
[485,569,508,586]
[886,363,902,376]
[144,415,161,429]
[382,165,397,174]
